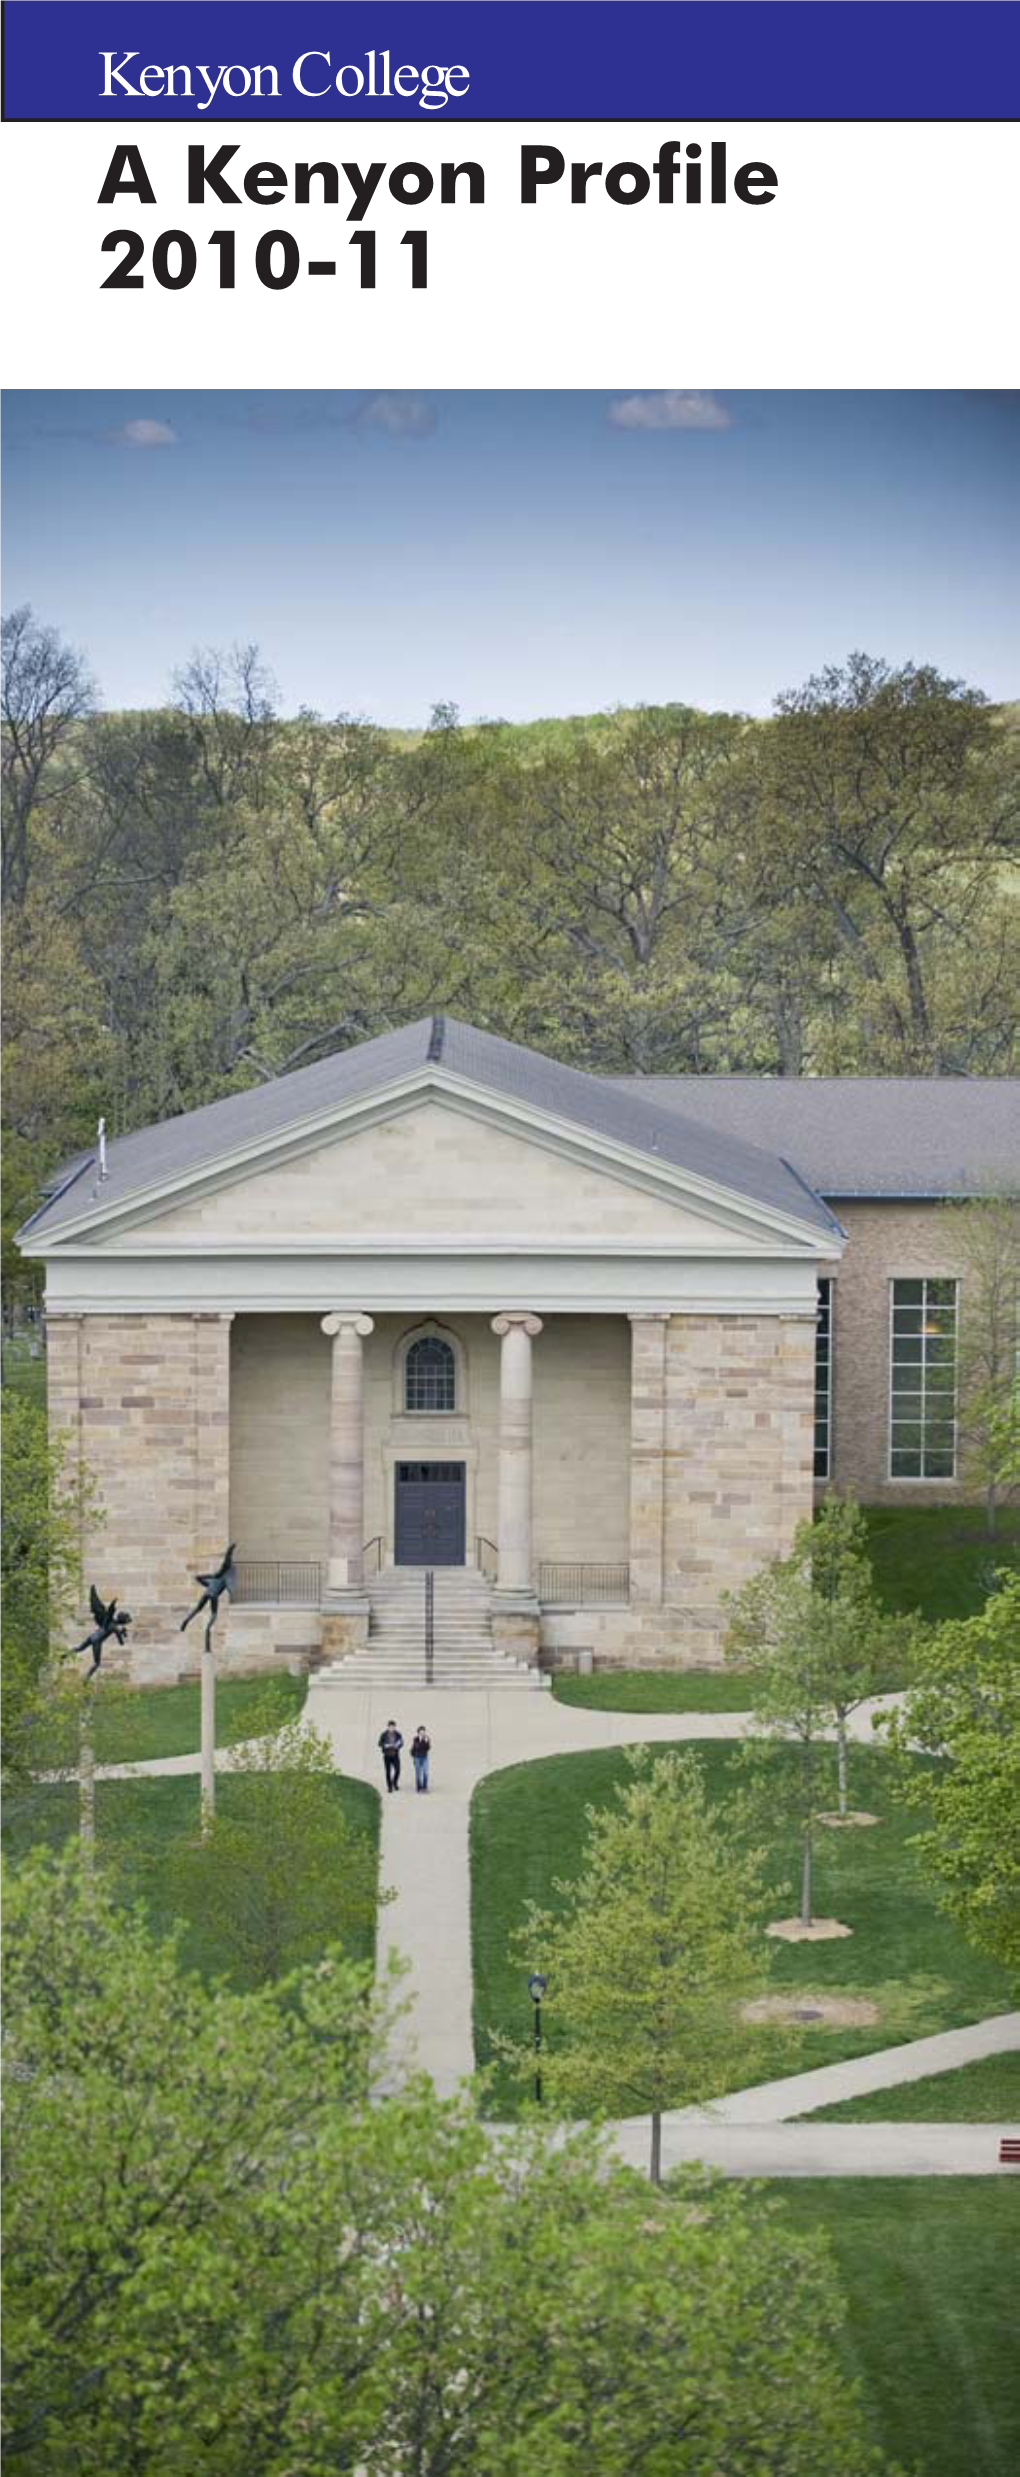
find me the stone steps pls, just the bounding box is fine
[316,1669,546,1690]
[316,1562,548,1691]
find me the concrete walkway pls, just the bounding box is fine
[303,1684,897,2095]
[608,2120,1020,2178]
[96,1691,1020,2171]
[673,2009,1020,2125]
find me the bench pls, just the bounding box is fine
[998,2137,1020,2165]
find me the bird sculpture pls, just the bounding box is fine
[63,1584,133,1681]
[180,1542,237,1635]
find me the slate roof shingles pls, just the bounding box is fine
[605,1075,1020,1200]
[20,1019,1018,1245]
[21,1014,840,1242]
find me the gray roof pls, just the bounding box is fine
[20,1015,840,1243]
[606,1075,1020,1199]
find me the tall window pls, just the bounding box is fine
[814,1278,833,1480]
[404,1334,456,1413]
[890,1278,958,1479]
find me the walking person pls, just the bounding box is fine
[411,1724,431,1793]
[378,1719,403,1793]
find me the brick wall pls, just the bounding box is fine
[824,1201,973,1504]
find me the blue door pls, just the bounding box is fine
[395,1462,466,1565]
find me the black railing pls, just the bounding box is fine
[234,1560,322,1605]
[362,1536,384,1575]
[538,1562,630,1606]
[425,1569,435,1686]
[475,1535,498,1581]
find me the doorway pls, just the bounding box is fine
[394,1462,467,1565]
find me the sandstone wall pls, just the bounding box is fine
[228,1309,631,1571]
[48,1311,231,1685]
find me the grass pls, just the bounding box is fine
[551,1668,754,1712]
[799,2051,1020,2124]
[89,1671,308,1763]
[863,1504,1020,1623]
[470,1743,1013,2114]
[758,2181,1020,2477]
[549,1505,1020,1714]
[1,1771,380,1980]
[0,1337,47,1408]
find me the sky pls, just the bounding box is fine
[3,389,1018,724]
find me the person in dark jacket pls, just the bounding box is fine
[411,1725,431,1792]
[379,1720,403,1792]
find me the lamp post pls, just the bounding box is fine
[527,1971,547,2104]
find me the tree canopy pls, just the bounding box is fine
[3,621,1018,1210]
[2,1849,889,2477]
[879,1574,1020,1972]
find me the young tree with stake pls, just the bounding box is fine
[722,1505,889,1926]
[500,1747,767,2184]
[801,1498,914,1817]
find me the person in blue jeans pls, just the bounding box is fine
[411,1725,431,1793]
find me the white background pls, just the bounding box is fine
[1,119,1016,389]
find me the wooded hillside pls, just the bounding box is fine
[3,612,1018,1275]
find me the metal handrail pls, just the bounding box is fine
[362,1536,384,1575]
[234,1559,322,1606]
[425,1569,435,1686]
[475,1535,499,1580]
[538,1562,630,1606]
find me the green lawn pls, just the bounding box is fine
[552,1667,754,1712]
[1,1771,380,1980]
[863,1504,1020,1622]
[89,1670,308,1763]
[470,1743,1013,2113]
[0,1336,47,1407]
[550,1656,912,1714]
[550,1507,1019,1716]
[758,2182,1020,2477]
[800,2051,1020,2124]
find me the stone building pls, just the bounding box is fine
[18,1017,1019,1684]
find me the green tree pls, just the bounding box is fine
[986,1375,1020,1495]
[3,1849,887,2477]
[878,1575,1020,1971]
[761,653,1020,1073]
[951,1193,1020,1536]
[799,1498,913,1814]
[500,1747,767,2183]
[724,1513,850,1924]
[0,1393,96,1781]
[167,1700,384,1983]
[1,604,96,908]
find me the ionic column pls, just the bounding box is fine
[628,1312,669,1606]
[491,1312,543,1595]
[321,1312,374,1593]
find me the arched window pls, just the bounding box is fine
[404,1333,456,1413]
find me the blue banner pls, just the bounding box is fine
[3,1,1018,123]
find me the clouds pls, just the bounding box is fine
[108,418,178,449]
[607,391,733,433]
[350,392,436,439]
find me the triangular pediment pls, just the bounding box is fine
[50,1083,834,1259]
